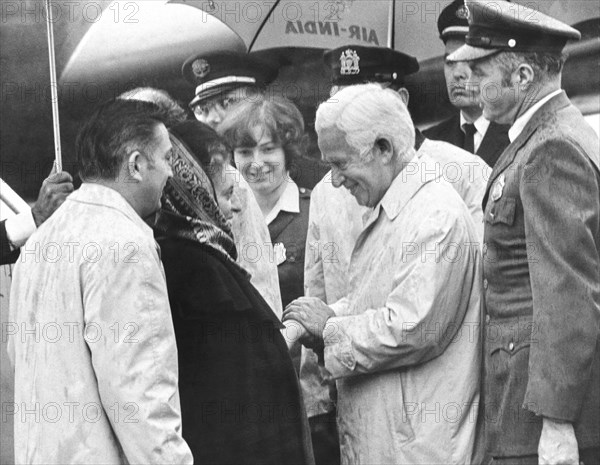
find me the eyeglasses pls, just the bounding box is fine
[191,94,244,119]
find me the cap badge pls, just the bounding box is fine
[340,49,360,75]
[491,173,505,202]
[456,5,469,20]
[192,59,211,79]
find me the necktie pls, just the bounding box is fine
[462,123,477,154]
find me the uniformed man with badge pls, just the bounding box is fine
[449,1,600,463]
[424,0,510,167]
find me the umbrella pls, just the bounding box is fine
[60,1,245,93]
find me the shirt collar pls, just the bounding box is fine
[508,89,563,142]
[73,183,154,237]
[460,112,490,136]
[264,179,300,225]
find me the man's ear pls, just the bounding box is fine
[516,63,535,87]
[127,150,144,182]
[375,138,394,164]
[397,87,410,106]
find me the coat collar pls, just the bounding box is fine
[363,153,427,228]
[483,91,571,207]
[72,183,153,238]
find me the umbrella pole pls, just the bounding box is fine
[388,0,396,49]
[44,0,62,173]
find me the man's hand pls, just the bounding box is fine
[31,166,74,227]
[538,418,579,465]
[282,297,335,349]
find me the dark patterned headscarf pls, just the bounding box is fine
[154,123,238,262]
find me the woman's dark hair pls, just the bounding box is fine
[217,96,307,169]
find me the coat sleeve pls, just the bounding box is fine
[323,207,480,379]
[82,239,193,464]
[521,137,600,422]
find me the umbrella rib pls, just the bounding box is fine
[248,0,283,52]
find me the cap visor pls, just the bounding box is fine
[447,44,500,62]
[189,82,245,107]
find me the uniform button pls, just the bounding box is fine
[485,314,491,324]
[509,342,515,351]
[483,279,488,289]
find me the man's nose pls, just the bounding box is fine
[453,62,470,80]
[205,106,225,129]
[331,167,345,188]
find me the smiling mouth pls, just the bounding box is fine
[246,170,271,181]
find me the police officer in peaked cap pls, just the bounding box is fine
[182,51,278,129]
[423,0,510,167]
[449,1,600,464]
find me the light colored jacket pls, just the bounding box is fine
[301,138,488,420]
[8,183,192,465]
[322,156,482,464]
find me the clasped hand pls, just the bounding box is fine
[282,297,335,350]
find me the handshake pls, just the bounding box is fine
[281,297,336,352]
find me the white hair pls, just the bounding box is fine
[315,83,415,161]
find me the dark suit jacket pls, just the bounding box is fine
[0,220,20,265]
[268,186,311,309]
[482,92,600,457]
[423,113,510,167]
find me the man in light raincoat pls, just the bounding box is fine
[8,99,192,464]
[285,84,482,464]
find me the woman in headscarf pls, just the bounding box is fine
[153,120,314,465]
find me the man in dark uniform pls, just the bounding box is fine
[449,1,600,464]
[424,0,510,167]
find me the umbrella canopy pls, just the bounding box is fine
[176,0,397,50]
[60,1,245,89]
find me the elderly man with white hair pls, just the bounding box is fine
[284,84,482,464]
